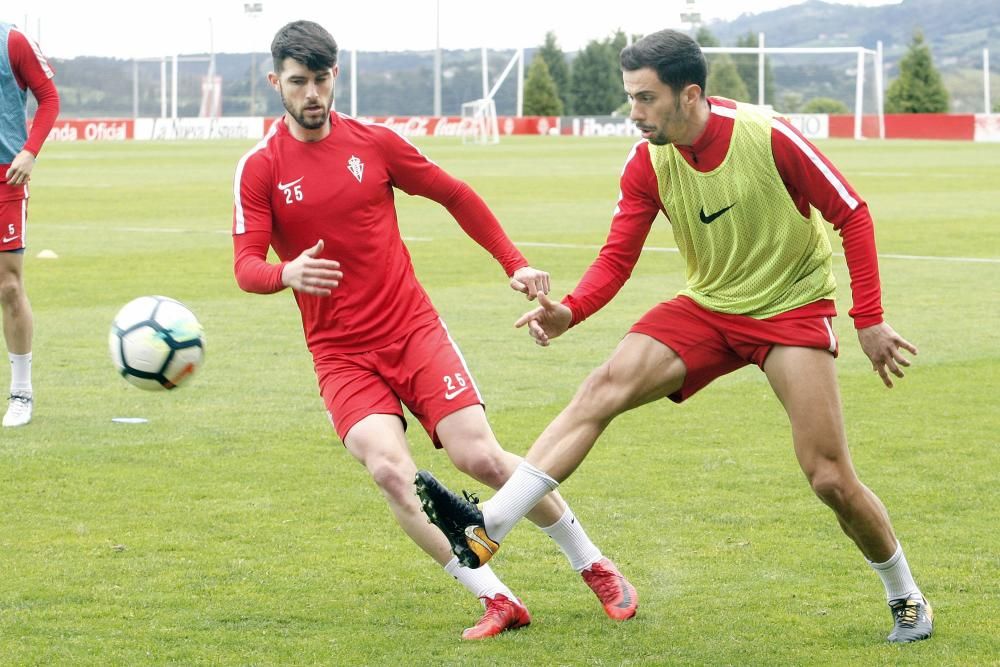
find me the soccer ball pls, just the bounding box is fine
[109,295,205,391]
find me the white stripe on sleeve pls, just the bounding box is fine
[11,28,54,79]
[613,141,645,217]
[232,122,279,234]
[772,118,859,210]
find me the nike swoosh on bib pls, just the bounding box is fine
[699,203,735,224]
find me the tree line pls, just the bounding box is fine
[42,26,954,119]
[523,28,951,116]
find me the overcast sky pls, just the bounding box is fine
[16,0,902,59]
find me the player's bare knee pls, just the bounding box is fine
[366,456,412,500]
[449,444,508,487]
[0,273,23,307]
[807,465,852,511]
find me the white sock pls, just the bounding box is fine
[868,543,922,601]
[9,352,31,396]
[482,460,559,542]
[540,507,603,572]
[444,556,515,602]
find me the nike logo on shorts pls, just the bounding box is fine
[444,386,470,400]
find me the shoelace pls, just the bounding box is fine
[583,565,622,599]
[477,596,513,625]
[7,394,31,412]
[891,600,920,627]
[463,490,481,505]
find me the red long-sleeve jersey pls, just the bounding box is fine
[564,97,883,329]
[1,26,59,201]
[233,113,527,354]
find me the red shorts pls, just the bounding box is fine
[314,318,484,447]
[0,199,27,251]
[629,296,839,403]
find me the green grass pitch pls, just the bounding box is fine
[1,136,997,665]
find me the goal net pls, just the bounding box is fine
[458,49,523,144]
[703,43,885,139]
[460,98,500,145]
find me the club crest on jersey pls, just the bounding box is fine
[347,155,364,183]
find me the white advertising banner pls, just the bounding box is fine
[133,117,264,141]
[564,117,642,138]
[974,114,1000,142]
[781,114,830,140]
[561,114,830,140]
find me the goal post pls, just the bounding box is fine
[460,98,499,145]
[459,48,523,144]
[702,43,885,139]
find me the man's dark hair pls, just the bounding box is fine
[271,20,338,73]
[620,29,707,96]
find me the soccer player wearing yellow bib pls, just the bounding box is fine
[416,29,932,643]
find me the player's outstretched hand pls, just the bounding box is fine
[515,293,572,346]
[510,266,550,301]
[857,321,918,388]
[282,239,343,296]
[4,150,35,186]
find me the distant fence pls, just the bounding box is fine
[36,114,1000,142]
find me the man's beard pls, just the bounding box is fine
[646,131,670,146]
[649,100,684,145]
[281,91,332,130]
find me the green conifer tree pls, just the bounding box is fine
[886,30,950,113]
[524,57,563,116]
[707,54,750,102]
[537,32,572,114]
[734,32,775,104]
[569,38,622,115]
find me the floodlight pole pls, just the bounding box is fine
[160,57,167,118]
[516,47,524,117]
[351,49,358,117]
[433,0,442,116]
[171,54,179,119]
[854,47,864,139]
[481,47,489,100]
[985,48,992,114]
[876,41,885,139]
[757,32,765,106]
[245,3,263,116]
[132,59,139,119]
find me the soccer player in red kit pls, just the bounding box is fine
[416,29,933,643]
[232,21,637,639]
[0,22,59,427]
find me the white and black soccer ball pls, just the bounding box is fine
[109,296,205,391]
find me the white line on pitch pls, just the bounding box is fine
[42,226,1000,265]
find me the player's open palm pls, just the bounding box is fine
[857,321,918,388]
[515,293,572,346]
[282,239,343,296]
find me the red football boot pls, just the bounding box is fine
[461,594,531,640]
[581,558,638,621]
